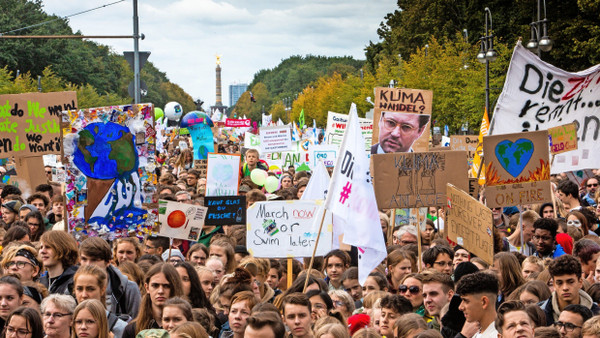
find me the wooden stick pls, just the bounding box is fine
[388,209,396,246]
[168,237,173,260]
[417,219,422,272]
[302,207,328,293]
[287,258,293,289]
[518,206,524,255]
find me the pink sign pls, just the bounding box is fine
[226,119,251,127]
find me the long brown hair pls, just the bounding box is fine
[133,263,183,335]
[71,299,109,338]
[494,252,526,297]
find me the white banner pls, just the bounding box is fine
[491,43,600,173]
[325,111,373,152]
[259,126,292,153]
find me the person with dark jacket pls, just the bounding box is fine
[38,230,79,295]
[79,237,141,321]
[538,255,600,326]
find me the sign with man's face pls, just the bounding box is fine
[373,87,433,154]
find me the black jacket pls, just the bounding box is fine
[40,265,78,295]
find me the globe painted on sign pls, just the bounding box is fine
[73,122,139,180]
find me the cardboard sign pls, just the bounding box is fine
[548,123,578,155]
[325,111,373,152]
[446,184,494,264]
[0,91,77,157]
[226,118,251,128]
[372,151,469,209]
[158,200,208,241]
[468,178,480,199]
[205,153,240,196]
[193,160,208,179]
[63,103,157,239]
[450,135,478,168]
[205,196,246,225]
[14,156,47,192]
[372,87,433,153]
[259,126,292,153]
[483,130,551,208]
[246,200,332,258]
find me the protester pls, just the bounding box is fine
[5,307,44,338]
[41,294,77,338]
[72,299,110,338]
[39,231,79,295]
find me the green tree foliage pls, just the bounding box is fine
[231,82,271,122]
[0,0,194,112]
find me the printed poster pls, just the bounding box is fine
[259,126,292,153]
[158,200,207,241]
[205,153,240,196]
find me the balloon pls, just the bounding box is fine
[264,175,279,193]
[180,111,214,128]
[164,102,183,121]
[154,107,164,120]
[250,169,267,186]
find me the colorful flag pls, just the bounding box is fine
[471,108,490,185]
[291,121,302,142]
[299,109,305,128]
[324,103,386,284]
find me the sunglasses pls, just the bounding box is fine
[398,285,420,295]
[588,183,598,187]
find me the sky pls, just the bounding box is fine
[40,0,396,108]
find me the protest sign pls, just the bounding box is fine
[548,123,578,155]
[372,151,469,209]
[158,200,207,241]
[193,159,208,179]
[63,104,156,239]
[450,135,478,168]
[490,43,600,173]
[446,184,494,264]
[259,126,292,153]
[483,130,551,208]
[14,156,47,192]
[246,200,332,258]
[226,118,251,128]
[308,144,338,168]
[325,111,373,152]
[244,132,261,150]
[372,87,433,154]
[205,196,246,226]
[0,91,77,157]
[468,178,480,199]
[565,169,595,186]
[188,124,214,160]
[205,153,240,196]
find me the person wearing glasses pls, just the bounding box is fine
[532,218,566,259]
[398,273,426,316]
[539,255,600,326]
[582,177,599,207]
[22,211,45,243]
[556,304,593,338]
[372,112,430,154]
[40,294,76,338]
[1,245,41,282]
[72,299,109,338]
[422,245,454,275]
[4,307,44,338]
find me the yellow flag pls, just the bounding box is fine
[471,108,490,185]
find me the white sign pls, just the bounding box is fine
[158,200,208,241]
[205,153,241,196]
[246,200,332,258]
[259,126,292,153]
[244,132,261,150]
[491,43,600,173]
[308,144,338,168]
[325,111,373,152]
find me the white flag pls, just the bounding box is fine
[324,103,386,284]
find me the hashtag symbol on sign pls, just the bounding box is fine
[339,181,352,204]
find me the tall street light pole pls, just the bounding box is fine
[526,0,553,57]
[476,7,498,116]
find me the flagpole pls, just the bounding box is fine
[302,207,328,292]
[416,216,422,272]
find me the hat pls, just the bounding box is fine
[348,314,370,335]
[19,204,38,213]
[453,261,479,283]
[161,249,185,262]
[1,200,22,214]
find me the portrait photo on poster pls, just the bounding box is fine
[371,112,431,154]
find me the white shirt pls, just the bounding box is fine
[474,322,498,338]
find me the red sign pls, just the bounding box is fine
[226,119,251,127]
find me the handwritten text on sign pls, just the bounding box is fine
[246,200,332,258]
[548,123,578,155]
[0,91,77,157]
[446,184,493,265]
[205,196,246,226]
[259,126,292,153]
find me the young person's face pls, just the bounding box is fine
[542,206,555,218]
[74,308,99,338]
[26,217,42,237]
[453,249,470,268]
[499,310,534,338]
[379,307,399,337]
[390,259,412,283]
[246,152,258,166]
[423,282,453,317]
[284,304,312,338]
[189,249,207,266]
[4,256,39,282]
[0,284,21,319]
[39,242,59,269]
[75,274,104,303]
[245,324,276,338]
[431,253,453,275]
[342,278,363,301]
[143,239,162,255]
[229,300,251,334]
[116,242,137,264]
[458,294,487,323]
[363,276,383,296]
[556,310,584,338]
[209,246,228,266]
[532,229,554,255]
[145,272,171,307]
[52,202,63,217]
[176,267,191,297]
[281,177,293,189]
[519,291,540,305]
[199,271,215,298]
[554,274,583,305]
[325,256,346,283]
[6,315,32,338]
[399,277,423,309]
[522,262,542,279]
[162,306,188,332]
[266,268,280,290]
[19,209,30,222]
[30,199,46,214]
[79,253,109,269]
[1,208,16,224]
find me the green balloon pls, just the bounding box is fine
[154,107,164,120]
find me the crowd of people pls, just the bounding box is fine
[1,135,600,338]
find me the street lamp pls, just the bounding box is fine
[526,0,553,56]
[477,7,498,116]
